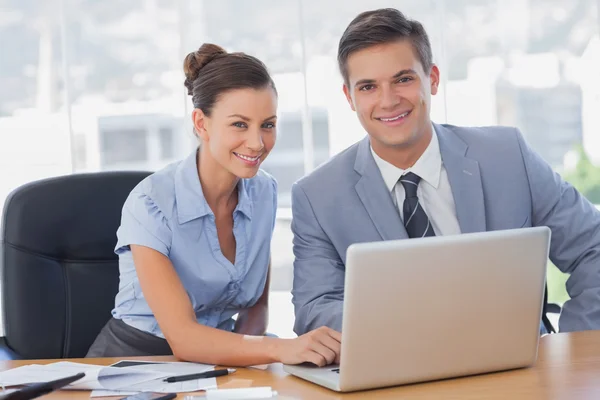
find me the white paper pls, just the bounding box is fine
[62,362,169,391]
[126,377,217,393]
[0,365,47,386]
[0,362,168,390]
[248,364,269,370]
[90,389,140,397]
[0,361,218,395]
[108,360,217,393]
[111,360,214,375]
[203,387,277,399]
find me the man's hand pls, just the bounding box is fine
[275,326,342,366]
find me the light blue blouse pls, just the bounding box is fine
[111,149,277,338]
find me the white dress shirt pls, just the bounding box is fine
[370,126,462,236]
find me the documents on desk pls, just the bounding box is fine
[0,360,218,396]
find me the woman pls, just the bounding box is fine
[86,43,341,367]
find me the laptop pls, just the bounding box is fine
[283,227,551,392]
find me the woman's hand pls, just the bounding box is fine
[274,326,342,367]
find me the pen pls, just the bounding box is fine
[163,368,236,383]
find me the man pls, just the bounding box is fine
[291,8,600,335]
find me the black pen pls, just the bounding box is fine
[163,368,236,383]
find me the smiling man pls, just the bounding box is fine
[290,8,600,335]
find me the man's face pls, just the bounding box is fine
[343,40,439,154]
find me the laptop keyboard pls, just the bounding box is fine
[331,368,340,373]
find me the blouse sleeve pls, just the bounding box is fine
[115,191,172,257]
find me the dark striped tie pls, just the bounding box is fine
[399,172,436,238]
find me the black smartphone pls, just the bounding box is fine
[121,393,176,400]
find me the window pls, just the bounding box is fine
[1,0,599,336]
[159,128,175,159]
[100,128,148,166]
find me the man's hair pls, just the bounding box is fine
[337,8,433,84]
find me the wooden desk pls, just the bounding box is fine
[2,330,600,399]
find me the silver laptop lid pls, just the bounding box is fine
[338,227,550,392]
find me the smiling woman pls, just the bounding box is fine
[85,43,342,367]
[192,87,278,179]
[184,44,279,179]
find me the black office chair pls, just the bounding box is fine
[0,171,150,360]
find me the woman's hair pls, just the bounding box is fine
[183,43,277,116]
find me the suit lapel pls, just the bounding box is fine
[354,138,408,241]
[436,124,486,234]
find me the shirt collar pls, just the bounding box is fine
[370,123,442,192]
[235,178,253,220]
[174,149,253,224]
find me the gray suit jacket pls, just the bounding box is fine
[291,123,600,335]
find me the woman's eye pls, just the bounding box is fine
[232,121,247,128]
[263,122,276,129]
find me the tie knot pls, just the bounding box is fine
[399,172,421,198]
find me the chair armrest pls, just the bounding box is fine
[0,337,20,360]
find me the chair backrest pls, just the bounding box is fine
[0,171,150,359]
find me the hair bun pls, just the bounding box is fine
[183,43,227,95]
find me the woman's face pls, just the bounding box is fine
[194,87,277,179]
